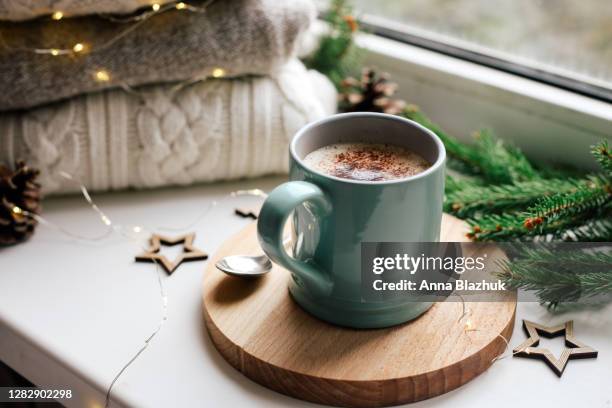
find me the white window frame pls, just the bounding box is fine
[356,31,612,170]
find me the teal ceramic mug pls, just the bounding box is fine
[257,112,446,328]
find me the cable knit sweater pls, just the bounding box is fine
[0,61,337,195]
[0,0,316,111]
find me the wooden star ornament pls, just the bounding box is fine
[513,320,598,377]
[234,205,261,220]
[135,233,208,275]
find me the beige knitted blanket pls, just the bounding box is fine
[0,0,316,111]
[0,0,176,21]
[0,60,337,195]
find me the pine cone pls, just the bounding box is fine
[0,161,41,246]
[339,68,406,114]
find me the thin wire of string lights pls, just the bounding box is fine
[10,171,266,407]
[0,0,225,97]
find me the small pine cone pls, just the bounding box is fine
[0,161,41,246]
[339,68,406,114]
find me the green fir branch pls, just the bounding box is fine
[466,174,610,241]
[467,213,528,241]
[523,175,610,234]
[401,106,537,184]
[445,157,484,177]
[499,249,612,306]
[444,173,486,195]
[303,0,361,88]
[401,106,482,175]
[592,140,612,176]
[505,245,612,271]
[446,177,588,218]
[472,129,538,183]
[563,216,612,242]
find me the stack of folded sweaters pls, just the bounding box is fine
[0,0,336,194]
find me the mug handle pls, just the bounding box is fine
[257,181,334,297]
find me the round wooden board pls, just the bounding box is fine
[202,214,516,407]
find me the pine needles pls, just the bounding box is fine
[303,0,361,88]
[499,247,612,307]
[403,103,612,242]
[403,106,537,183]
[446,177,587,218]
[592,140,612,176]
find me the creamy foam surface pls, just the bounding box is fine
[302,142,430,182]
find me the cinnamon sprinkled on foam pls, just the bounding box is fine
[303,143,430,182]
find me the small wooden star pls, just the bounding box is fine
[234,205,260,220]
[513,320,598,377]
[135,233,208,275]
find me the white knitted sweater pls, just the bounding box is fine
[0,61,336,195]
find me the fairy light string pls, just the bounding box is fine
[10,172,266,407]
[0,0,227,100]
[104,260,167,408]
[4,0,216,56]
[456,295,527,364]
[101,0,210,23]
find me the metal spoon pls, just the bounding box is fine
[215,237,290,279]
[215,254,273,279]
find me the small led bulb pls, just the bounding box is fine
[94,70,111,82]
[211,68,225,78]
[73,43,85,53]
[50,49,60,56]
[51,11,64,20]
[151,3,161,11]
[176,2,187,9]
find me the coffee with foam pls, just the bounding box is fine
[303,142,430,182]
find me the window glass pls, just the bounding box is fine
[351,0,612,93]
